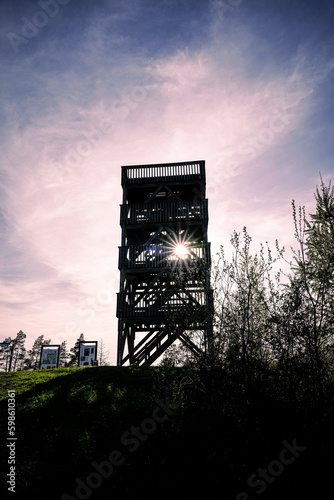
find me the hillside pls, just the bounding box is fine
[0,366,176,499]
[0,365,333,500]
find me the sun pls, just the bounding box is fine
[174,244,189,258]
[163,229,192,262]
[174,243,189,257]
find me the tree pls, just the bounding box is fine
[69,333,85,366]
[290,176,334,395]
[97,338,110,366]
[0,337,12,371]
[160,177,334,406]
[59,340,70,367]
[26,335,51,370]
[162,226,284,399]
[11,330,27,371]
[213,227,284,386]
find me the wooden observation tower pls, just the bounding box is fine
[117,160,212,366]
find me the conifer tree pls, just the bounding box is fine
[97,338,110,366]
[69,333,85,366]
[59,340,70,367]
[11,330,27,371]
[0,337,12,371]
[27,335,51,369]
[291,176,334,395]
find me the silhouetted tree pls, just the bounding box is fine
[0,337,12,371]
[26,335,51,369]
[212,228,284,386]
[11,330,27,371]
[69,333,84,366]
[59,340,70,367]
[289,176,334,396]
[97,338,110,366]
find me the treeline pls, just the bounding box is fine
[164,176,334,403]
[0,333,110,371]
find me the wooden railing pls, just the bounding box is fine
[121,160,205,185]
[120,200,208,225]
[116,289,208,319]
[118,243,211,270]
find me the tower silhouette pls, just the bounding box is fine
[117,160,212,365]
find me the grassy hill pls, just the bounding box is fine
[0,366,176,499]
[1,365,333,500]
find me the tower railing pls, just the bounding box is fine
[122,160,205,185]
[116,289,208,319]
[120,200,208,225]
[118,243,211,270]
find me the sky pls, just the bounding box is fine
[0,0,334,363]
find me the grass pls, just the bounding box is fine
[0,367,79,400]
[0,365,181,499]
[1,364,334,500]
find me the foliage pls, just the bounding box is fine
[289,177,334,396]
[0,336,12,371]
[163,175,334,404]
[25,335,51,370]
[97,337,111,366]
[68,333,85,367]
[59,340,70,367]
[11,330,27,371]
[212,228,284,381]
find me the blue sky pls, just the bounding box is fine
[0,0,333,362]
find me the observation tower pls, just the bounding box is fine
[117,160,212,365]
